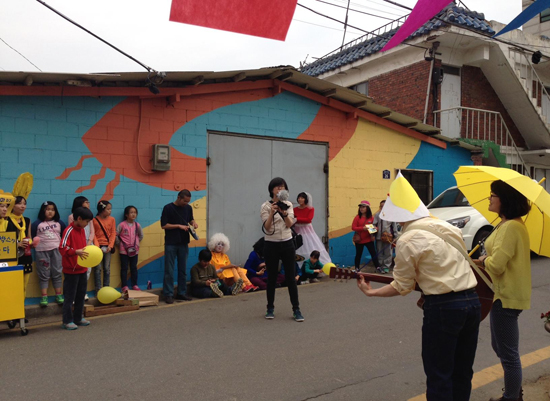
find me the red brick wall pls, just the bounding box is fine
[461,66,525,147]
[369,60,436,124]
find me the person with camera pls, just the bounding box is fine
[261,177,304,322]
[161,189,198,304]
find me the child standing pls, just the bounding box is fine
[300,250,324,284]
[59,207,93,330]
[68,196,97,300]
[92,200,116,292]
[190,249,236,298]
[31,201,67,306]
[116,206,144,292]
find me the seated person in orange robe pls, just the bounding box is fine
[208,233,259,293]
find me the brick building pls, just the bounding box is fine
[302,3,550,185]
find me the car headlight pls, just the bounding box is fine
[446,216,471,229]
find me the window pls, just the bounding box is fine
[541,7,550,22]
[399,169,433,205]
[428,187,470,208]
[350,81,368,96]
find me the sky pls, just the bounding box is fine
[0,0,522,74]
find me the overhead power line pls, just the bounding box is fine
[35,0,157,74]
[0,36,42,72]
[312,0,397,21]
[297,2,428,50]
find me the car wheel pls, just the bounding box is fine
[471,227,492,258]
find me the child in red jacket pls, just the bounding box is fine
[59,207,93,330]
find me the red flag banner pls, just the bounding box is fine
[169,0,298,41]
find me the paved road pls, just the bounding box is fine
[1,256,549,401]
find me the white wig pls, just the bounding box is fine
[208,233,230,253]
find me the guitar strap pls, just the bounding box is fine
[414,226,494,291]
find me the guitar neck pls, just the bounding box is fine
[329,267,421,291]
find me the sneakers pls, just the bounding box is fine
[84,293,89,301]
[40,296,48,307]
[299,280,308,285]
[75,319,90,326]
[231,278,244,295]
[309,278,319,283]
[376,267,385,274]
[55,294,64,305]
[265,309,275,319]
[293,309,305,322]
[165,296,174,304]
[131,285,141,291]
[121,286,129,293]
[62,322,78,330]
[210,282,224,298]
[383,268,390,274]
[243,284,259,292]
[174,294,192,301]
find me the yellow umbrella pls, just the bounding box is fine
[453,166,550,257]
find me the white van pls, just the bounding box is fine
[427,186,494,257]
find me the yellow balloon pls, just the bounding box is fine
[78,245,103,268]
[97,286,122,304]
[322,262,336,276]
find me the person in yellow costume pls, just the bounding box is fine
[6,173,34,294]
[207,233,259,293]
[0,191,15,232]
[356,171,480,401]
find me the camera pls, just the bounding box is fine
[276,200,290,211]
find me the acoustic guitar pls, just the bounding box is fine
[329,266,493,321]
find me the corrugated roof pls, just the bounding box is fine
[0,66,482,150]
[301,5,495,77]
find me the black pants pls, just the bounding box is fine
[120,254,138,288]
[355,242,380,269]
[264,239,299,311]
[62,272,88,325]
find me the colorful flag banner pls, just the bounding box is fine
[494,0,550,37]
[169,0,298,41]
[381,0,452,52]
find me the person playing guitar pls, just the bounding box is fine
[356,172,481,401]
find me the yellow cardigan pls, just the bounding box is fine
[484,219,531,310]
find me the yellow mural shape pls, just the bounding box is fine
[328,118,420,236]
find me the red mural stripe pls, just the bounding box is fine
[76,166,106,193]
[100,172,121,201]
[55,155,94,180]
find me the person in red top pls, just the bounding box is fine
[352,200,381,273]
[59,207,93,330]
[293,192,332,266]
[92,200,116,292]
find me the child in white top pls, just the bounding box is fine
[31,201,67,306]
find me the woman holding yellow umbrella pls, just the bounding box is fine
[474,180,531,401]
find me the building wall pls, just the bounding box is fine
[0,87,471,303]
[461,66,526,148]
[368,60,437,125]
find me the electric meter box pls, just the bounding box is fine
[152,144,171,171]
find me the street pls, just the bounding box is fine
[1,256,549,401]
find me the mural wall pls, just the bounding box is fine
[0,87,472,304]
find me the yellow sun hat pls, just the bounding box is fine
[380,171,430,222]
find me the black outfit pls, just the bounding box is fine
[354,242,380,270]
[264,239,300,311]
[160,203,194,245]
